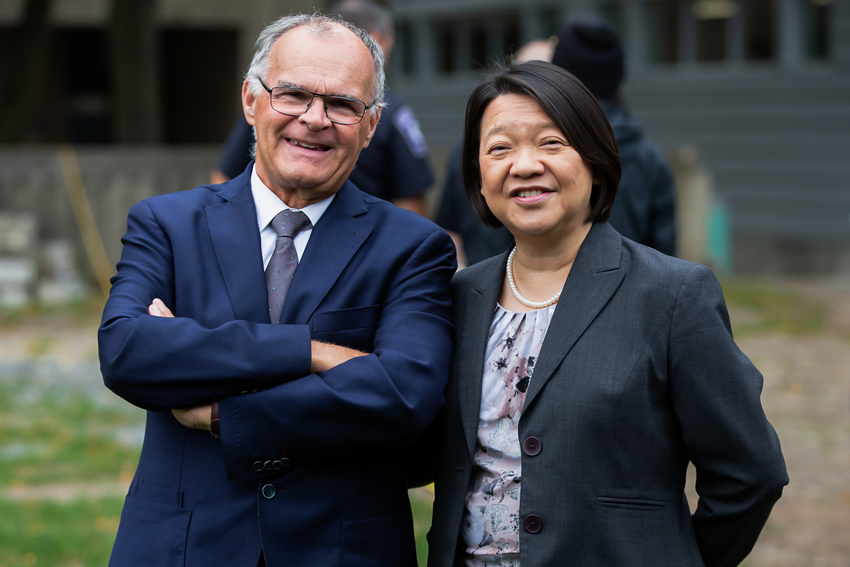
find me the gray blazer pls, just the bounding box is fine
[423,222,787,567]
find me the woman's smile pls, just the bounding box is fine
[478,94,595,244]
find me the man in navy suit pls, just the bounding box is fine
[98,13,455,567]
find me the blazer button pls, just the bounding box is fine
[522,436,542,456]
[263,460,273,471]
[272,460,283,470]
[280,457,292,468]
[261,484,276,500]
[523,514,543,534]
[253,461,264,472]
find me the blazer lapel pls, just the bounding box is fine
[458,252,507,459]
[206,174,269,323]
[279,182,372,325]
[523,222,625,411]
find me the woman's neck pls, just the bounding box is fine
[499,222,592,312]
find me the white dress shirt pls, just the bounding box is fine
[251,165,335,270]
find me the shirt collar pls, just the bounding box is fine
[251,164,335,232]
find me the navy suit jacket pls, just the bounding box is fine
[422,222,787,567]
[99,165,455,567]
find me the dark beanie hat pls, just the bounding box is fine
[551,19,624,101]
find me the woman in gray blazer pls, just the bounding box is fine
[416,62,788,567]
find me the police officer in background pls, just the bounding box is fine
[211,0,434,216]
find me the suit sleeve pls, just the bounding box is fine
[219,229,455,483]
[669,265,788,567]
[98,200,312,411]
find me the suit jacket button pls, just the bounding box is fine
[261,484,276,500]
[272,460,283,470]
[523,514,542,534]
[263,460,273,471]
[253,461,264,472]
[280,457,292,468]
[522,436,541,456]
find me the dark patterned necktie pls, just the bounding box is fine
[265,210,312,324]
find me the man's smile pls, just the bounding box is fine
[286,138,332,151]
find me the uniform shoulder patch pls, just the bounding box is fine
[392,105,429,159]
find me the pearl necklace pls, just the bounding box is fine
[506,247,561,309]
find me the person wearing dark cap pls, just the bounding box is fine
[552,18,677,256]
[211,0,434,217]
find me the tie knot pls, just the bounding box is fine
[270,210,312,238]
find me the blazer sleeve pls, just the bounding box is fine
[98,200,312,411]
[218,229,456,483]
[669,264,788,567]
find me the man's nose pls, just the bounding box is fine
[299,97,332,130]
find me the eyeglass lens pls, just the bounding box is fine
[270,88,366,124]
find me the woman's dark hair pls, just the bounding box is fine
[461,60,621,228]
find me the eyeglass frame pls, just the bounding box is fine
[256,77,376,125]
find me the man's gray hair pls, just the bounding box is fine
[245,13,386,110]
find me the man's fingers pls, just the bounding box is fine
[172,405,212,431]
[149,298,175,318]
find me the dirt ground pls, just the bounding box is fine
[1,277,848,566]
[731,279,850,567]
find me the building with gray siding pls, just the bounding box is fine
[0,0,847,275]
[387,0,850,273]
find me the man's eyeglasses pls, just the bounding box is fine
[257,77,374,125]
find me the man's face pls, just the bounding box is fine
[243,25,380,207]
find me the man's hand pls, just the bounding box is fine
[172,404,213,431]
[149,299,213,430]
[311,340,368,374]
[149,298,174,317]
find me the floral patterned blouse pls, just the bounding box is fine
[460,302,557,567]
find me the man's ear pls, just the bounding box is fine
[242,80,257,126]
[362,108,381,149]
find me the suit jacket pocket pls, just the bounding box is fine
[342,515,417,567]
[134,480,183,508]
[109,495,192,567]
[311,305,380,353]
[597,496,666,511]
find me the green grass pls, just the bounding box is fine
[0,297,105,329]
[0,378,142,567]
[0,497,124,567]
[410,486,434,566]
[0,381,144,487]
[720,279,826,338]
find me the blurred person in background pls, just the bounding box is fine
[552,18,676,256]
[212,0,434,217]
[99,13,454,567]
[415,61,787,567]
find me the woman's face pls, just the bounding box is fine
[478,94,595,241]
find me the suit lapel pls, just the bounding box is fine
[279,182,372,325]
[523,222,625,411]
[458,253,506,460]
[206,173,269,323]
